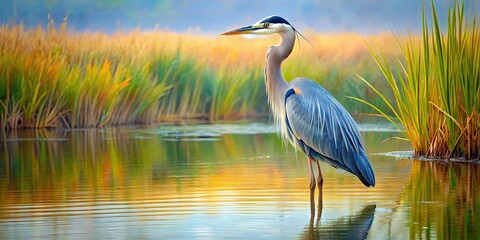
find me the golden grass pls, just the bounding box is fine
[0,21,398,129]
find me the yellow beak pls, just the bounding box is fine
[221,25,255,36]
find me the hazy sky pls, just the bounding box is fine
[1,0,479,34]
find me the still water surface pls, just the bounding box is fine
[0,122,478,239]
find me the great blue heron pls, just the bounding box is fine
[221,16,375,205]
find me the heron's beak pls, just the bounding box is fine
[221,25,256,36]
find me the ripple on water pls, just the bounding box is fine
[1,122,476,239]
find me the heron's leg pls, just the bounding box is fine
[309,193,315,220]
[307,156,316,217]
[308,156,316,191]
[314,159,323,220]
[315,160,324,187]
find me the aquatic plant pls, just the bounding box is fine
[355,1,480,160]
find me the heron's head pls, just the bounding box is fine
[221,15,311,46]
[221,15,294,36]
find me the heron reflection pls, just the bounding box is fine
[302,204,376,240]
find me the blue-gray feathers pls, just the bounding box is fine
[284,78,375,187]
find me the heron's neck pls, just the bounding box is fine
[264,29,295,123]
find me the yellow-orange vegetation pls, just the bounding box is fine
[0,23,398,129]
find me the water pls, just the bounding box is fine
[0,122,478,239]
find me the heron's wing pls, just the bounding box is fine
[285,80,375,187]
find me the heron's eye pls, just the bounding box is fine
[263,22,270,28]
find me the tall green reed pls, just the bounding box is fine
[355,1,480,160]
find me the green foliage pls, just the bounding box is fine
[0,22,395,129]
[0,25,171,128]
[356,0,480,160]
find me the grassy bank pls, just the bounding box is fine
[358,1,480,160]
[0,19,397,129]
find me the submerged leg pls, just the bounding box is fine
[308,156,316,217]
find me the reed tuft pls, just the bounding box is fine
[355,1,480,160]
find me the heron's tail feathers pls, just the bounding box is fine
[354,152,376,187]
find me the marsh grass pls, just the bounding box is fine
[0,21,396,129]
[355,1,480,160]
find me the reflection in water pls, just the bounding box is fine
[0,123,476,239]
[302,204,376,240]
[0,128,287,210]
[402,160,480,239]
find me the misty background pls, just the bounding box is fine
[1,0,479,34]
